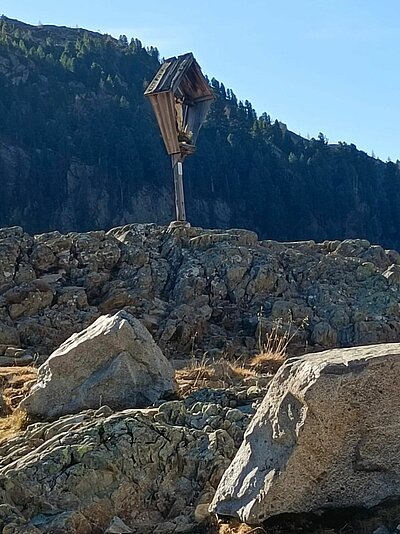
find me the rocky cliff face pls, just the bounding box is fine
[1,223,400,364]
[0,142,175,234]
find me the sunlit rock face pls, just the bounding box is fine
[211,343,400,523]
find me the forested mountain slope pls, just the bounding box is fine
[1,16,400,248]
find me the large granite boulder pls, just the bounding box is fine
[20,310,176,418]
[211,343,400,524]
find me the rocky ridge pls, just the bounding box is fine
[0,223,400,364]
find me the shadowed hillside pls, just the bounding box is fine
[1,16,400,248]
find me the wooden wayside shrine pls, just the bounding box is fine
[144,53,214,222]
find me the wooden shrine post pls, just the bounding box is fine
[171,154,186,221]
[144,53,214,224]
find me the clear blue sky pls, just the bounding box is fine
[2,0,400,160]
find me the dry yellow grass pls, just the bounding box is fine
[252,316,309,374]
[218,522,266,534]
[250,326,288,374]
[250,350,286,374]
[0,366,37,443]
[0,366,37,411]
[176,358,256,396]
[0,409,30,443]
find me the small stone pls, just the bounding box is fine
[222,420,231,430]
[0,323,20,347]
[236,390,247,402]
[246,385,262,398]
[0,355,33,367]
[153,412,166,423]
[191,402,203,415]
[311,321,337,348]
[94,405,113,418]
[194,503,211,523]
[104,516,133,533]
[356,262,376,281]
[203,403,219,417]
[225,408,244,423]
[4,347,27,358]
[383,264,400,285]
[209,416,223,429]
[153,522,176,534]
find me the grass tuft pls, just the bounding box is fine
[176,357,257,396]
[218,522,266,534]
[251,317,309,374]
[0,409,30,443]
[0,366,37,442]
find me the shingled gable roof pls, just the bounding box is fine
[144,52,213,101]
[144,53,214,156]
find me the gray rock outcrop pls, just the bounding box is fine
[20,310,176,418]
[1,224,400,365]
[0,393,247,533]
[211,343,400,523]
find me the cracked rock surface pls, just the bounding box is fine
[0,224,400,363]
[0,386,261,533]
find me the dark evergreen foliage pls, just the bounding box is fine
[0,16,399,248]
